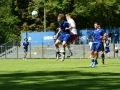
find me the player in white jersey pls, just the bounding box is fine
[65,13,78,58]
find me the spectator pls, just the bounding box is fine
[115,45,119,59]
[114,31,119,44]
[108,32,112,43]
[89,39,93,58]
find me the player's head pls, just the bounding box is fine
[66,13,72,20]
[106,39,110,43]
[94,22,100,29]
[57,14,64,23]
[24,38,28,42]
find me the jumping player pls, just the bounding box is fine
[54,14,72,61]
[22,38,29,60]
[65,13,78,58]
[90,22,106,67]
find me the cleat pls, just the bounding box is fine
[89,63,93,67]
[56,54,59,60]
[95,60,98,65]
[58,53,61,57]
[67,52,73,58]
[92,63,95,67]
[102,61,104,64]
[56,52,60,60]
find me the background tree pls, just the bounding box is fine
[0,0,120,43]
[0,0,20,43]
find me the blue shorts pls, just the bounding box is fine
[24,49,28,53]
[91,43,101,52]
[57,34,70,42]
[105,49,110,53]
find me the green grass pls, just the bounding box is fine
[0,58,120,90]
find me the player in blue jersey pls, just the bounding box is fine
[105,39,110,59]
[90,22,106,67]
[22,38,29,60]
[55,14,72,61]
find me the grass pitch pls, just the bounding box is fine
[0,58,120,90]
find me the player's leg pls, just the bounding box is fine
[90,50,95,67]
[55,39,61,60]
[92,43,101,67]
[61,34,70,61]
[116,52,118,59]
[107,50,110,59]
[66,42,73,57]
[66,34,77,58]
[95,53,98,65]
[90,43,95,67]
[101,51,105,64]
[100,43,105,64]
[23,49,27,60]
[61,41,66,61]
[117,53,118,59]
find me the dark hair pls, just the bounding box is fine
[94,22,100,25]
[24,38,28,41]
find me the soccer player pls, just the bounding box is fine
[90,22,105,67]
[54,14,72,61]
[65,13,78,58]
[22,38,29,60]
[104,39,110,59]
[98,25,106,64]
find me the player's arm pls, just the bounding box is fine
[103,33,107,39]
[22,43,24,48]
[100,30,107,40]
[65,22,73,30]
[55,28,61,38]
[28,42,29,46]
[65,25,72,30]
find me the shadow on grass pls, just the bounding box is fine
[0,71,120,90]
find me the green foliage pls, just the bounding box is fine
[0,0,120,43]
[0,0,20,43]
[73,0,120,28]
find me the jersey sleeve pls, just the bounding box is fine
[102,30,106,35]
[66,21,70,27]
[69,20,76,27]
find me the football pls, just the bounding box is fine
[32,10,38,17]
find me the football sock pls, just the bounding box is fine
[101,54,105,64]
[91,58,94,63]
[24,56,26,59]
[62,51,65,56]
[95,59,98,64]
[101,54,104,59]
[56,49,59,54]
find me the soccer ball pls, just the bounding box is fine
[32,10,38,17]
[34,52,37,55]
